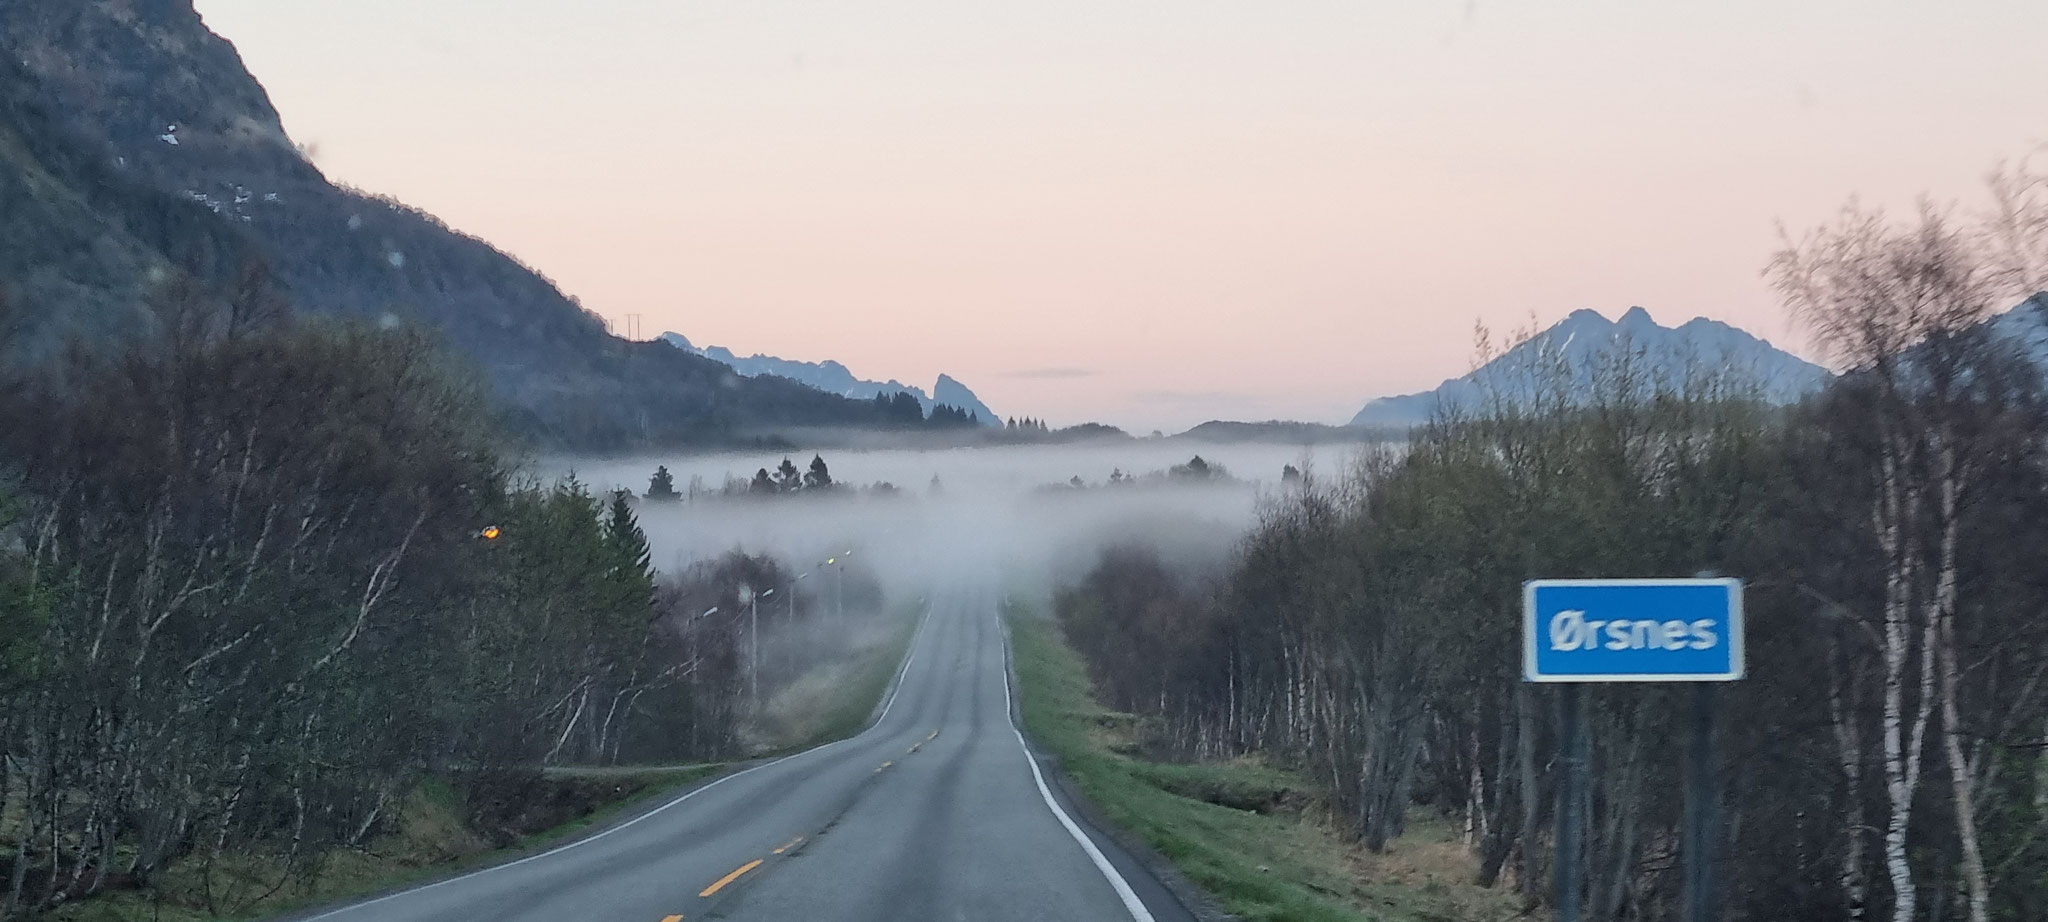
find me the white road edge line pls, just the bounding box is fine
[1001,618,1158,922]
[300,604,934,921]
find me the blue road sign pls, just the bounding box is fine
[1524,579,1744,683]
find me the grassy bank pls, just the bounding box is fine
[41,765,722,922]
[1006,608,1518,922]
[755,605,922,752]
[42,609,924,921]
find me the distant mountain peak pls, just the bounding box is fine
[661,333,1001,426]
[1350,307,1830,428]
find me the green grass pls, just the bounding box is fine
[1007,610,1519,922]
[40,765,723,922]
[755,607,922,753]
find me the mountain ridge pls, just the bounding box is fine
[1350,306,1831,427]
[0,0,909,450]
[659,332,1000,426]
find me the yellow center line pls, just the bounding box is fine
[660,915,685,922]
[772,835,805,854]
[698,859,763,898]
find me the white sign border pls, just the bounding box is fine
[1522,578,1745,684]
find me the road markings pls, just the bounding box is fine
[295,605,934,921]
[927,729,941,741]
[874,760,894,774]
[772,835,805,854]
[699,859,764,898]
[1002,622,1158,922]
[660,915,684,921]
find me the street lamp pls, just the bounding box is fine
[752,588,775,709]
[788,571,809,676]
[825,550,854,621]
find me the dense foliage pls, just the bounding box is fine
[0,284,855,917]
[1056,191,2048,921]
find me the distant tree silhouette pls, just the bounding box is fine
[1170,456,1219,481]
[751,467,776,495]
[1282,464,1303,483]
[928,404,979,429]
[774,457,802,492]
[806,454,834,490]
[646,465,680,501]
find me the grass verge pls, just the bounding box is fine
[1007,608,1518,922]
[39,767,723,922]
[754,605,922,752]
[34,606,928,921]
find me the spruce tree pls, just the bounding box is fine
[646,465,679,501]
[603,490,655,608]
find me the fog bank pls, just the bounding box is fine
[536,441,1371,599]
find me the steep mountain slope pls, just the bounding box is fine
[1351,307,1830,427]
[0,0,892,449]
[0,55,261,363]
[660,332,1001,425]
[932,374,1000,426]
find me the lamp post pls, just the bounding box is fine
[789,571,809,676]
[753,589,774,710]
[826,550,854,620]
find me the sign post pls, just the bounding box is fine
[1524,578,1744,922]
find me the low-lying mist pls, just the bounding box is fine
[536,440,1370,600]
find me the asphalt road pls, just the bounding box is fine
[293,584,1195,922]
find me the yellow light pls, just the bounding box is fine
[826,557,836,565]
[481,526,501,540]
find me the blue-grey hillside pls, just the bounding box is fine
[1350,306,1831,427]
[661,332,1000,426]
[1992,293,2048,365]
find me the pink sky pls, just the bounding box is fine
[193,0,2045,431]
